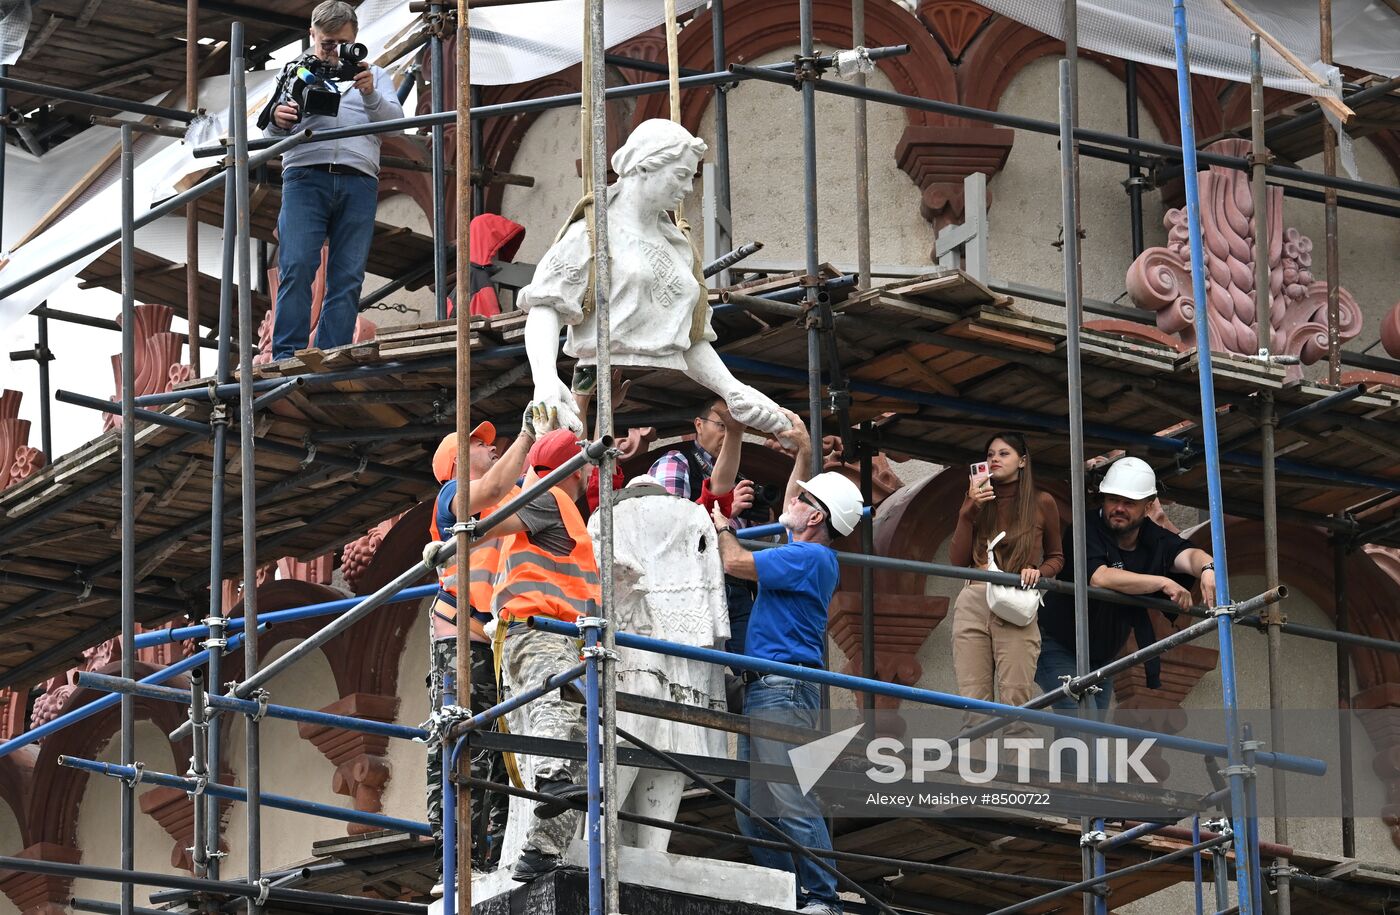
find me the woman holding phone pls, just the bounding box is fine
[948,433,1064,727]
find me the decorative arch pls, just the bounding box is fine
[376,134,435,227]
[27,661,190,848]
[631,0,957,132]
[0,749,34,849]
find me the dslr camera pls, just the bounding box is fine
[256,42,368,129]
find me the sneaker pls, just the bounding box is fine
[512,848,561,883]
[533,778,588,820]
[796,902,842,915]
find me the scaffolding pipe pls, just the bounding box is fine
[725,60,1400,210]
[80,671,430,741]
[1171,3,1257,910]
[800,0,823,474]
[0,132,307,303]
[430,2,448,321]
[118,121,137,915]
[58,755,434,835]
[1125,60,1144,257]
[1320,0,1341,384]
[1336,529,1355,857]
[185,0,201,378]
[229,31,264,912]
[853,0,871,290]
[1276,382,1367,428]
[529,617,1326,775]
[860,441,876,711]
[985,833,1233,915]
[0,856,428,915]
[0,75,199,121]
[709,0,733,286]
[583,0,619,906]
[70,898,169,915]
[56,389,210,434]
[189,669,210,879]
[134,584,440,647]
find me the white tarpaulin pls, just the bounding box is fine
[969,0,1400,98]
[0,0,705,337]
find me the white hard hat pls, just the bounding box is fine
[1099,457,1158,500]
[797,472,865,537]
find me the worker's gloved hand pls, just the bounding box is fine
[570,364,598,396]
[530,375,585,435]
[422,540,447,569]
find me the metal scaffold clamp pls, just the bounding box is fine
[254,877,272,906]
[202,615,228,651]
[417,704,473,743]
[580,644,619,662]
[832,46,874,80]
[1057,673,1101,701]
[1080,829,1109,847]
[124,761,147,787]
[249,689,271,721]
[299,439,318,470]
[1208,601,1237,619]
[577,616,608,632]
[188,772,209,797]
[208,401,228,426]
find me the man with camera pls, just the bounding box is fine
[262,0,404,361]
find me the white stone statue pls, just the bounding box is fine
[491,476,729,875]
[518,118,790,436]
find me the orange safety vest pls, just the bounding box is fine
[492,486,600,624]
[429,485,519,627]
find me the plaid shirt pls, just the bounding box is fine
[649,444,749,528]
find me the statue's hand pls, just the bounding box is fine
[531,376,585,435]
[726,385,791,435]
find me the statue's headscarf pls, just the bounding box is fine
[611,118,709,178]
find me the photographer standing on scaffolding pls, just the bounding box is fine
[263,0,404,360]
[711,409,864,915]
[1035,457,1216,712]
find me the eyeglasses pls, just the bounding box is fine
[799,494,824,514]
[696,416,725,429]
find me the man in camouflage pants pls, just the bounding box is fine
[425,635,509,870]
[474,429,599,883]
[425,422,535,875]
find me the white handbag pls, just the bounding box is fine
[984,531,1043,627]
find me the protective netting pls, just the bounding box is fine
[0,0,29,66]
[972,0,1400,97]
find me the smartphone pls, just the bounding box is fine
[970,462,990,489]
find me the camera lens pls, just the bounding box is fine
[338,41,368,62]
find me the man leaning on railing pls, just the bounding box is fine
[261,0,404,361]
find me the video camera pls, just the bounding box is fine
[256,42,368,129]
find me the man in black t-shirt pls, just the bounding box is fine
[1035,457,1217,711]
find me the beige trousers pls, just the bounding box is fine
[952,582,1041,737]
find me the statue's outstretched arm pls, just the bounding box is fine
[681,340,791,434]
[523,306,586,435]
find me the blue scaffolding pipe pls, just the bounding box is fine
[446,662,590,747]
[583,621,605,915]
[0,632,249,760]
[1171,3,1255,912]
[133,585,440,648]
[1193,815,1206,915]
[528,616,1325,777]
[76,671,429,742]
[735,507,870,541]
[57,755,432,835]
[722,353,1400,495]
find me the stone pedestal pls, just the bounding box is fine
[460,842,795,913]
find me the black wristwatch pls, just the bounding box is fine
[1200,563,1214,573]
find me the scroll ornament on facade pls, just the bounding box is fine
[1126,139,1361,375]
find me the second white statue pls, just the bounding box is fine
[518,118,790,434]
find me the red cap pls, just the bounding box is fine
[431,423,496,483]
[527,429,582,475]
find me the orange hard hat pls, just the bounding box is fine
[432,422,496,482]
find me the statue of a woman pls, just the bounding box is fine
[518,118,790,434]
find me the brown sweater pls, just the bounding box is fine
[949,479,1065,578]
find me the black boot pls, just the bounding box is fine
[512,848,561,883]
[533,778,588,820]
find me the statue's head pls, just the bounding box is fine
[611,118,708,212]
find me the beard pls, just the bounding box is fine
[1105,511,1144,533]
[778,510,797,531]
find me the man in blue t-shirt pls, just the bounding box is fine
[712,409,864,915]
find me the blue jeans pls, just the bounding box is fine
[736,674,840,911]
[724,578,755,659]
[273,166,378,360]
[1034,634,1113,712]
